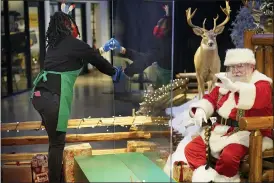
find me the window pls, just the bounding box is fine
[29,2,40,79]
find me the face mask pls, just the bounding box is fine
[64,19,78,38]
[153,26,166,38]
[71,23,78,38]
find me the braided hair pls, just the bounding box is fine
[46,11,80,48]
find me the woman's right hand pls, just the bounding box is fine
[101,38,124,52]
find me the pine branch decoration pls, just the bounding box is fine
[230,0,262,48]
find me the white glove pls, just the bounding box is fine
[215,73,239,93]
[193,108,207,127]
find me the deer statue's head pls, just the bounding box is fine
[186,0,231,50]
[242,0,273,33]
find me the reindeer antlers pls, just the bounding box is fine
[186,8,207,31]
[186,0,231,31]
[213,0,231,31]
[212,15,219,31]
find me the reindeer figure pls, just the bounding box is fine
[186,0,231,99]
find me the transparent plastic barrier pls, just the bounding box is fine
[111,0,175,181]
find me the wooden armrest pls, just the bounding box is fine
[252,34,274,46]
[239,116,274,130]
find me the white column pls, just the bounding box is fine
[85,2,94,70]
[99,1,111,62]
[44,0,50,33]
[85,2,92,46]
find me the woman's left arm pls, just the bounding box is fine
[72,39,116,76]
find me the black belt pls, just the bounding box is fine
[215,114,239,127]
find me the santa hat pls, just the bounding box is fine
[224,48,256,66]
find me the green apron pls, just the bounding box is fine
[30,68,82,132]
[154,65,171,88]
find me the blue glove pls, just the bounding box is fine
[102,38,121,52]
[112,66,124,83]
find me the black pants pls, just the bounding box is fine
[32,89,66,183]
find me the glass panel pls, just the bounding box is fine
[75,4,83,41]
[8,1,28,92]
[1,1,8,97]
[50,1,58,16]
[28,3,40,81]
[112,0,174,180]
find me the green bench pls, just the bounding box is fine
[74,152,175,182]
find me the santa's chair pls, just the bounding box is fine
[238,116,273,182]
[171,90,274,182]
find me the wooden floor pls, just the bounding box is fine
[2,71,187,155]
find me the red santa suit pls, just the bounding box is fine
[184,48,273,182]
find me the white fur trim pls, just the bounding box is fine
[262,137,273,151]
[212,125,231,135]
[232,70,272,110]
[219,87,229,95]
[217,92,236,119]
[209,130,250,159]
[250,70,273,84]
[235,82,256,110]
[201,129,273,159]
[214,172,240,182]
[192,165,217,182]
[200,125,230,158]
[189,99,214,119]
[224,48,255,66]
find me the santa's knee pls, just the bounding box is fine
[215,150,240,177]
[184,142,197,166]
[220,151,236,166]
[184,138,206,169]
[184,142,192,159]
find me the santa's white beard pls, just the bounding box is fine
[226,68,253,83]
[227,71,253,83]
[229,75,249,82]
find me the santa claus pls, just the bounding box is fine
[185,48,273,182]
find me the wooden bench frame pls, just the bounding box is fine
[241,30,274,182]
[239,116,274,182]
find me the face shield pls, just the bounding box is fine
[225,63,255,82]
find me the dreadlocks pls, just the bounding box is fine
[46,12,80,48]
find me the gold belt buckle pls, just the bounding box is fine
[220,118,228,125]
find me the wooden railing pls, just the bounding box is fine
[244,30,274,84]
[1,116,171,162]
